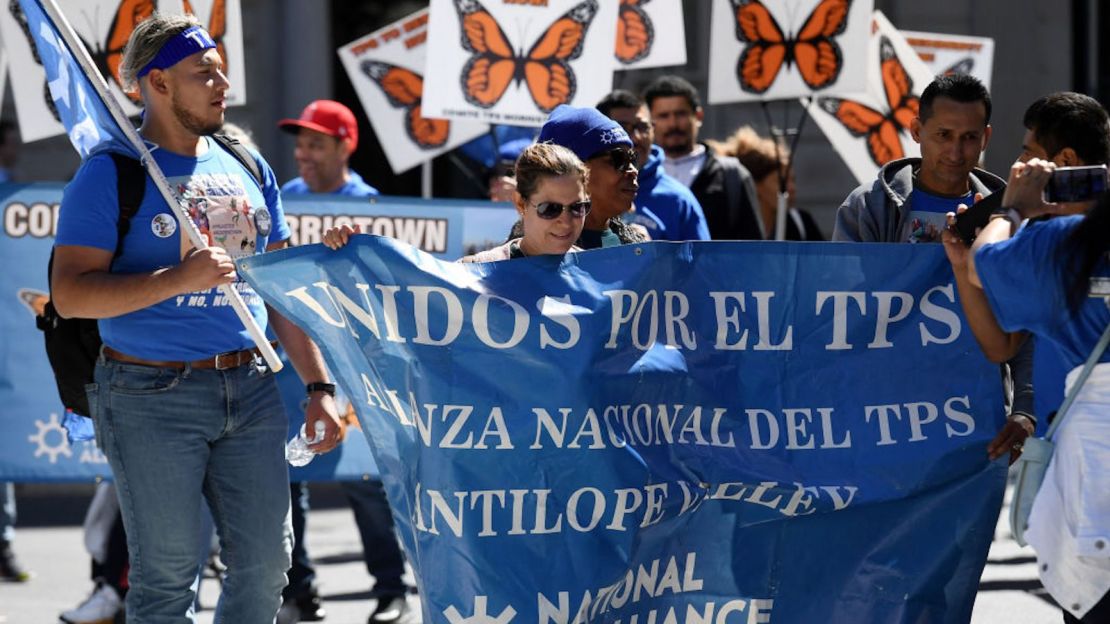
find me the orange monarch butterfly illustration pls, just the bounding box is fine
[615,0,653,64]
[817,36,920,168]
[77,0,157,104]
[182,0,229,77]
[730,0,852,94]
[454,0,597,113]
[361,61,450,149]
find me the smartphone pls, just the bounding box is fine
[953,191,1004,246]
[1045,165,1108,203]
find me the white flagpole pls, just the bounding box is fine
[421,160,432,199]
[40,0,283,372]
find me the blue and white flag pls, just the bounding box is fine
[15,0,133,158]
[241,237,1008,624]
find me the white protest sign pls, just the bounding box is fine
[338,9,489,175]
[1,0,246,143]
[902,30,994,90]
[708,0,873,104]
[423,0,620,127]
[614,0,686,70]
[808,11,934,185]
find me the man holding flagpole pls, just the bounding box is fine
[48,12,341,623]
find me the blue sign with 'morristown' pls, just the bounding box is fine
[240,236,1008,623]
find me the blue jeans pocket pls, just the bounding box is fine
[108,363,185,395]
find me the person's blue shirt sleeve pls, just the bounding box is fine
[975,218,1072,334]
[55,154,122,252]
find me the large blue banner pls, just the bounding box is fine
[239,235,1009,623]
[0,183,517,481]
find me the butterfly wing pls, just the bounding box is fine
[819,96,903,167]
[362,61,449,149]
[819,96,884,137]
[943,57,975,76]
[408,106,451,149]
[866,118,905,166]
[455,0,518,109]
[877,36,919,131]
[792,0,850,90]
[99,0,156,102]
[207,0,229,74]
[731,0,787,94]
[615,0,653,64]
[522,0,597,113]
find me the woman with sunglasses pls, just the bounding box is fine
[321,142,590,261]
[507,105,649,249]
[459,142,590,261]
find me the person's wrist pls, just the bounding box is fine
[306,382,336,397]
[990,206,1022,229]
[1009,412,1036,435]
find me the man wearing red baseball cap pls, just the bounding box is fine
[278,100,379,196]
[277,100,413,624]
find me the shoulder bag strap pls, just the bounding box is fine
[1046,317,1110,441]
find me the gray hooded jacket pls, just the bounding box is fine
[833,157,1006,242]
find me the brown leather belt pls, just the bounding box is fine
[103,342,276,371]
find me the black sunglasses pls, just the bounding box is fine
[618,120,651,135]
[592,148,637,172]
[531,200,592,220]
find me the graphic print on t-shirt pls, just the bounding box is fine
[169,171,266,308]
[906,188,974,244]
[174,172,259,258]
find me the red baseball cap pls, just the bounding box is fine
[278,100,358,151]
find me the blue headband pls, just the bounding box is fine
[137,26,216,78]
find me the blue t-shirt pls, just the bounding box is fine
[976,215,1110,368]
[55,138,290,361]
[280,170,379,197]
[906,188,974,243]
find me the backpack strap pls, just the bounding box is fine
[109,152,146,260]
[210,132,264,188]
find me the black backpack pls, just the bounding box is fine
[36,133,263,416]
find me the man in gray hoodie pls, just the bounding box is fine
[834,74,1004,243]
[833,73,1035,460]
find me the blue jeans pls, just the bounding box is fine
[90,357,292,624]
[286,480,407,599]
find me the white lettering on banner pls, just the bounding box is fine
[533,552,772,624]
[863,396,976,445]
[814,289,963,350]
[3,201,60,238]
[352,380,973,452]
[409,479,859,538]
[284,214,447,252]
[284,278,966,353]
[529,404,857,452]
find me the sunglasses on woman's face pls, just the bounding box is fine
[594,148,637,172]
[531,199,592,220]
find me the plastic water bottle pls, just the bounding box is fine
[286,421,326,467]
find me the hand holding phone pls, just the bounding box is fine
[952,191,1003,246]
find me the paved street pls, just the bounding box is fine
[0,482,1061,624]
